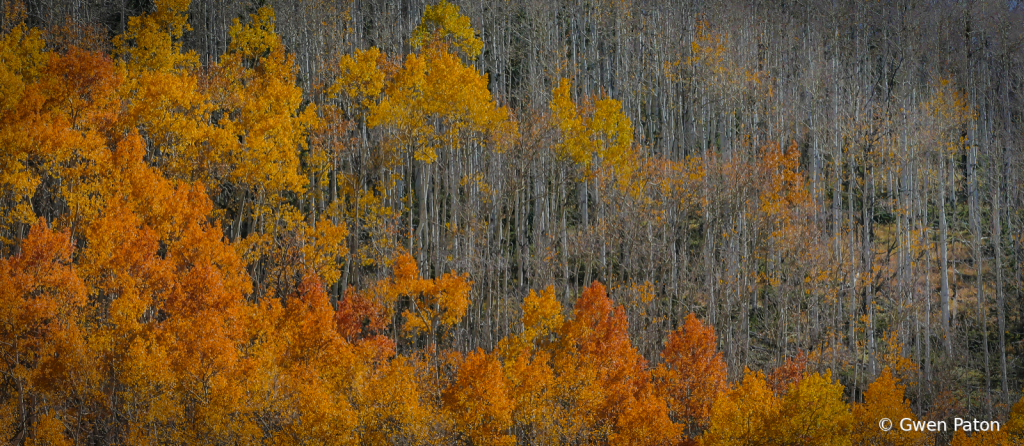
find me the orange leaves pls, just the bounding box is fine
[337,286,390,342]
[0,46,123,232]
[564,282,634,366]
[444,349,515,446]
[0,219,86,360]
[656,313,726,434]
[767,351,808,395]
[555,282,677,444]
[609,382,678,446]
[756,141,811,233]
[0,220,89,441]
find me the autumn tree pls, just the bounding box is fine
[655,312,727,437]
[853,368,931,446]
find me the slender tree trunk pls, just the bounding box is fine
[938,165,953,357]
[993,166,1009,403]
[969,131,992,412]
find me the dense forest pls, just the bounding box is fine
[2,0,1024,444]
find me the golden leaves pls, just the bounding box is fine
[853,368,931,446]
[331,47,386,107]
[113,0,196,72]
[411,0,483,59]
[702,369,780,446]
[521,285,563,343]
[550,78,636,186]
[385,252,472,341]
[355,4,514,164]
[367,48,515,162]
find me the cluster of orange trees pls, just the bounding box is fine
[1,0,1023,444]
[6,213,1024,445]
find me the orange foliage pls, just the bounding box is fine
[0,4,982,446]
[444,349,515,446]
[768,350,808,395]
[656,313,727,436]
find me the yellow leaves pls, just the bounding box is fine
[226,6,280,61]
[0,22,47,243]
[688,19,727,71]
[0,22,46,108]
[373,251,472,341]
[411,0,483,59]
[215,5,315,209]
[301,217,350,286]
[922,78,975,157]
[774,371,852,446]
[234,213,345,299]
[550,78,636,185]
[704,368,853,446]
[331,47,386,107]
[362,16,514,164]
[879,331,918,383]
[702,369,780,446]
[113,0,196,72]
[357,357,432,446]
[368,48,514,162]
[25,413,71,446]
[521,285,563,342]
[853,368,931,446]
[400,268,472,339]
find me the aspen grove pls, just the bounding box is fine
[2,0,1024,444]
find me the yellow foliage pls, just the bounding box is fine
[214,5,316,218]
[521,285,564,343]
[113,0,196,72]
[701,369,780,446]
[330,46,386,107]
[550,78,636,185]
[0,22,48,242]
[772,371,852,446]
[372,251,472,342]
[368,47,515,162]
[411,0,483,59]
[853,368,931,446]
